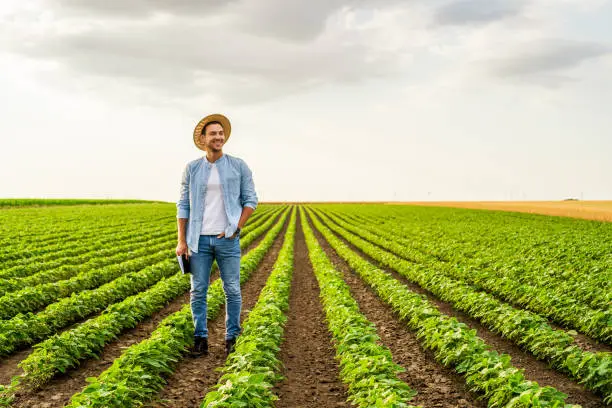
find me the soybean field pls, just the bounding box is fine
[0,202,610,408]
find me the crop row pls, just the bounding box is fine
[0,216,167,259]
[328,208,611,344]
[0,204,277,276]
[0,198,158,207]
[306,208,580,408]
[337,207,610,311]
[16,263,189,389]
[0,222,174,279]
[380,208,611,312]
[0,207,282,358]
[0,204,277,258]
[0,213,173,263]
[336,205,606,288]
[0,208,168,247]
[236,206,283,234]
[237,206,288,248]
[301,208,418,407]
[0,243,173,319]
[362,204,611,280]
[0,258,177,356]
[0,201,171,227]
[0,230,176,295]
[64,209,289,408]
[0,229,174,283]
[202,207,297,407]
[0,204,278,266]
[313,208,612,402]
[0,217,133,249]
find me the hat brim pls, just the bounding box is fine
[193,113,232,151]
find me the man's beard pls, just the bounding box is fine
[207,141,223,152]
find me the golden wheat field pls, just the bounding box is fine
[398,200,612,222]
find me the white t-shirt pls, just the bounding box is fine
[200,160,229,235]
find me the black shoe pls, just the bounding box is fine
[190,336,208,357]
[225,337,237,357]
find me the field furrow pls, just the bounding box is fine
[1,210,282,407]
[310,208,608,407]
[323,208,611,345]
[301,208,419,407]
[307,207,586,407]
[1,201,608,408]
[154,210,294,408]
[62,209,288,408]
[272,211,350,408]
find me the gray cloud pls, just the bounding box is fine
[231,0,405,41]
[7,0,606,103]
[434,0,527,25]
[47,0,234,17]
[3,12,409,104]
[46,0,406,41]
[230,0,345,42]
[489,39,611,79]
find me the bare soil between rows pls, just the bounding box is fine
[308,214,486,408]
[342,214,612,354]
[273,212,350,408]
[9,290,192,408]
[312,213,605,408]
[6,226,275,408]
[4,208,606,408]
[0,349,31,385]
[145,216,289,408]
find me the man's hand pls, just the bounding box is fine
[176,241,189,258]
[217,231,239,240]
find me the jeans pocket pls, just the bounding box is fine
[218,235,240,254]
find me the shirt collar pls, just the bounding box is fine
[203,154,225,165]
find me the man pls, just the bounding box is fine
[176,113,257,357]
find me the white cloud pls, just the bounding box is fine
[433,0,528,26]
[47,0,234,17]
[1,2,425,105]
[487,39,610,79]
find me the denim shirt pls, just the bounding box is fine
[176,154,258,253]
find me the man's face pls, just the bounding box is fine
[201,123,225,152]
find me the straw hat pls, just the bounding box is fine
[193,113,232,151]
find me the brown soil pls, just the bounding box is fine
[10,291,191,408]
[546,322,612,354]
[145,218,289,408]
[312,214,606,408]
[0,348,32,385]
[8,220,283,408]
[0,225,268,380]
[243,228,268,254]
[3,208,607,408]
[308,216,485,408]
[0,283,191,389]
[273,213,350,408]
[323,213,612,354]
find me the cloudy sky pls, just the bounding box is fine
[1,0,610,202]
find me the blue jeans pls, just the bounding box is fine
[189,235,242,340]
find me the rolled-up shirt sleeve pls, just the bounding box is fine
[176,164,190,219]
[240,160,258,210]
